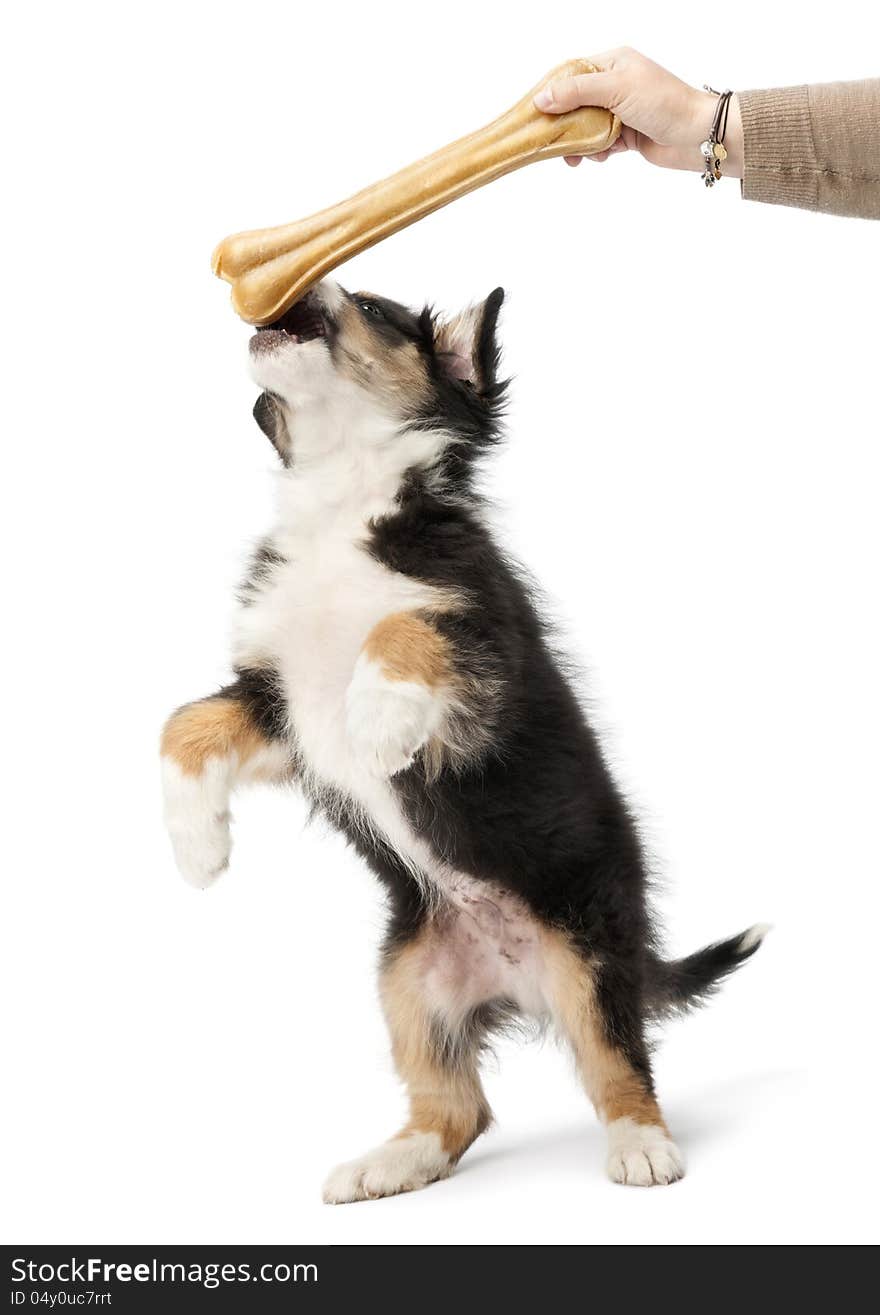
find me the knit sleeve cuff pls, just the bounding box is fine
[738,86,819,210]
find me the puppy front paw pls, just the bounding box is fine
[345,660,441,778]
[167,813,231,889]
[161,758,232,888]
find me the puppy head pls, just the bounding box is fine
[249,280,506,468]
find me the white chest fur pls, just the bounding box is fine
[231,500,446,874]
[240,531,437,775]
[230,462,549,1022]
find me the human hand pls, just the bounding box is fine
[534,48,743,177]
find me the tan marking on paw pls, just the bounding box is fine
[363,612,453,689]
[160,697,269,776]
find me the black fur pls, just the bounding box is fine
[645,928,765,1017]
[253,392,291,464]
[238,287,761,1084]
[364,481,657,1076]
[237,538,289,608]
[217,667,290,745]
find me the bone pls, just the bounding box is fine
[212,60,620,325]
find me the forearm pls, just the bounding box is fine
[535,52,880,219]
[738,79,880,219]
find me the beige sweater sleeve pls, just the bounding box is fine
[738,79,880,219]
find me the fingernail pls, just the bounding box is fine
[534,89,553,110]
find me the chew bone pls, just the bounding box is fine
[212,60,619,325]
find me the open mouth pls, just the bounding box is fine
[255,295,328,345]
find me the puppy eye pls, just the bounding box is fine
[357,299,384,319]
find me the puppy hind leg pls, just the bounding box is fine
[323,936,492,1203]
[543,931,684,1187]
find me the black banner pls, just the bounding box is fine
[8,1247,498,1311]
[0,1243,851,1309]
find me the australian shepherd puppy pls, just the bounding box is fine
[161,279,767,1202]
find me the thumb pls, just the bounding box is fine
[534,72,618,114]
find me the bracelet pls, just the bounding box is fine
[700,87,733,187]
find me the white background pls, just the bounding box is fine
[3,0,878,1247]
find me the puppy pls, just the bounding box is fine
[161,280,767,1201]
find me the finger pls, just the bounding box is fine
[568,141,627,168]
[534,71,619,114]
[565,150,611,165]
[584,49,625,70]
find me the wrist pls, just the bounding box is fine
[721,94,743,179]
[673,88,743,179]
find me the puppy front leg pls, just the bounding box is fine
[345,611,454,778]
[160,679,291,887]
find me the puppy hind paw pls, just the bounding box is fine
[606,1120,684,1187]
[322,1133,452,1204]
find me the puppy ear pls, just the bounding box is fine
[434,287,505,393]
[253,392,292,464]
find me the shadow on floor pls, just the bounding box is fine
[457,1066,803,1177]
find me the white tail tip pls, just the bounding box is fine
[739,922,773,953]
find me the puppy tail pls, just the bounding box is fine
[646,923,771,1018]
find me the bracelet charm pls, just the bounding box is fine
[700,87,733,187]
